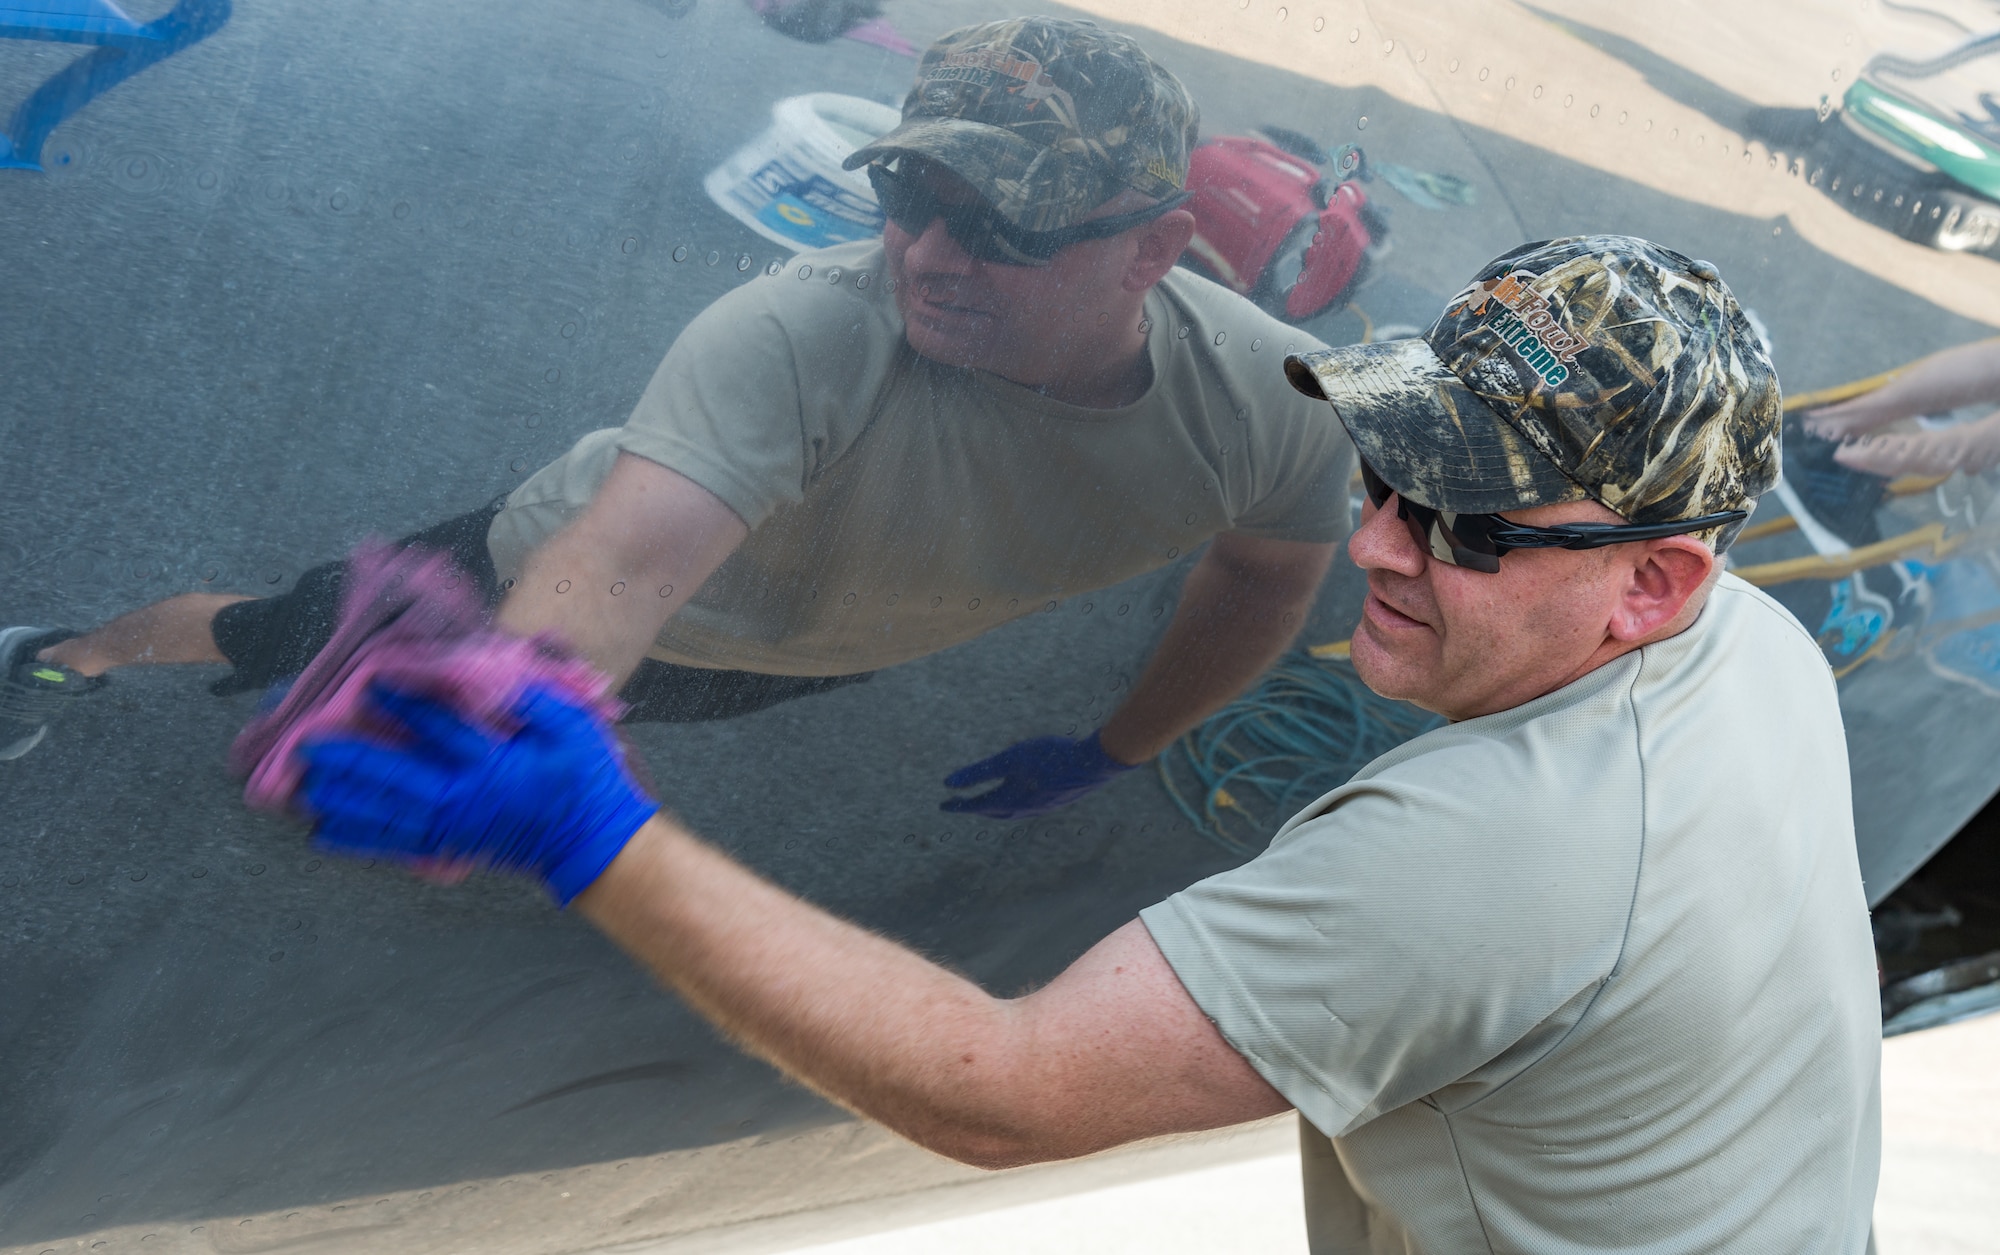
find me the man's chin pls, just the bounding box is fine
[903,323,995,372]
[1349,630,1431,706]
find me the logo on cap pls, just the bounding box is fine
[927,48,1079,120]
[1447,269,1588,388]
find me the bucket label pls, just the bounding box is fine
[744,161,884,248]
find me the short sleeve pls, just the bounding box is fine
[1140,751,1639,1138]
[1154,271,1354,545]
[1226,401,1353,543]
[616,243,906,530]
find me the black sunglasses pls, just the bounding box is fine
[866,162,1190,266]
[1359,460,1747,574]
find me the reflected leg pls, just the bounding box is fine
[617,663,873,723]
[204,504,504,694]
[38,503,503,692]
[39,593,253,676]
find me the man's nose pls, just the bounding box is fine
[902,214,977,276]
[1348,495,1426,577]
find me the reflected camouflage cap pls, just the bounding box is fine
[841,16,1199,232]
[1285,235,1781,538]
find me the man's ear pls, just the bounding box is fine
[1607,536,1717,643]
[1124,208,1196,292]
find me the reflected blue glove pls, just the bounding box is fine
[299,682,659,906]
[941,730,1137,819]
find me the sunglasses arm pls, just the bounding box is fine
[1485,510,1750,552]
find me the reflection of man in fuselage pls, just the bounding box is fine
[10,17,1353,817]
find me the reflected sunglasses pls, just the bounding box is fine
[866,162,1190,266]
[1359,460,1747,574]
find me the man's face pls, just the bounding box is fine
[880,162,1151,381]
[1346,490,1649,721]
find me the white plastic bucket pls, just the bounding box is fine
[703,93,902,251]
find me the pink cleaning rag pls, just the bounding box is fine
[231,540,621,815]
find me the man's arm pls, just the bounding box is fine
[1098,532,1336,764]
[497,453,748,685]
[576,815,1291,1168]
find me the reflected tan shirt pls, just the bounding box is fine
[1142,576,1882,1254]
[487,240,1352,675]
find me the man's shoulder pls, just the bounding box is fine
[1283,675,1649,854]
[1157,265,1330,358]
[1148,268,1340,445]
[1642,571,1838,712]
[682,240,902,345]
[661,240,908,404]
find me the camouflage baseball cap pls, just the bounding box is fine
[841,16,1199,233]
[1285,235,1781,543]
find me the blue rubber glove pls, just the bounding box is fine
[298,682,659,906]
[941,730,1137,819]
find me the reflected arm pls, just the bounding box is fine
[1804,337,2000,439]
[1097,533,1336,764]
[496,453,748,686]
[575,816,1290,1168]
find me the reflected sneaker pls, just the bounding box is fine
[0,626,104,760]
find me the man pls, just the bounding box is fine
[0,17,1351,822]
[297,236,1882,1251]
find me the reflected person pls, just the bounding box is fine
[3,18,1352,819]
[297,237,1880,1253]
[1804,335,2000,478]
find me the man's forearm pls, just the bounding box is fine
[1098,539,1332,763]
[498,529,676,686]
[494,454,749,686]
[573,815,1282,1168]
[577,817,1056,1167]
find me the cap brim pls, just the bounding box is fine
[843,116,1104,230]
[1285,339,1589,515]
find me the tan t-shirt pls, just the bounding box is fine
[1141,575,1881,1254]
[487,240,1352,675]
